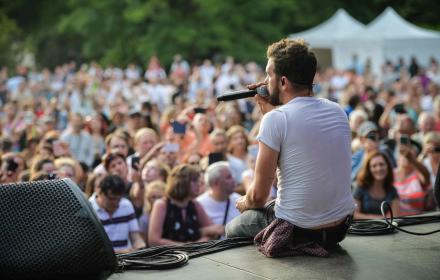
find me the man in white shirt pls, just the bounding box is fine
[197,161,241,226]
[226,38,355,249]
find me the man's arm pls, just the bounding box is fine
[236,141,279,212]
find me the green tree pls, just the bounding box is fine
[1,0,439,69]
[0,10,23,68]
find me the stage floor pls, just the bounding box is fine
[110,222,440,280]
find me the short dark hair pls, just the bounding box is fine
[99,174,126,196]
[267,38,317,91]
[102,152,126,171]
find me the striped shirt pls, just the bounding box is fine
[394,171,426,216]
[89,195,140,251]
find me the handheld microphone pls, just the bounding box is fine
[217,86,269,102]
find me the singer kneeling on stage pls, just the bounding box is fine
[225,38,355,257]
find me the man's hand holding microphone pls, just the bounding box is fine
[216,82,275,115]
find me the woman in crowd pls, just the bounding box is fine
[54,157,77,182]
[128,128,158,168]
[226,125,249,185]
[104,129,130,158]
[139,180,167,242]
[86,114,106,168]
[84,171,106,198]
[182,151,203,167]
[29,156,56,179]
[394,142,431,215]
[148,164,223,246]
[141,159,169,186]
[102,152,143,207]
[129,159,170,214]
[353,151,400,219]
[420,132,440,186]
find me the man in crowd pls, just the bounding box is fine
[351,121,381,181]
[197,161,241,226]
[89,174,145,253]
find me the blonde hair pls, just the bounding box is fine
[433,95,440,111]
[143,180,166,213]
[134,128,157,145]
[226,125,249,153]
[423,131,440,146]
[54,157,76,170]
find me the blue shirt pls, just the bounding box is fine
[353,187,399,215]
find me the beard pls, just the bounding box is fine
[268,84,282,106]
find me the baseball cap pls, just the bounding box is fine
[358,121,378,137]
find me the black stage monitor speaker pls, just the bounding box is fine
[0,179,117,279]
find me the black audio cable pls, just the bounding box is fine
[380,201,440,236]
[116,237,253,271]
[348,219,395,235]
[348,203,440,236]
[117,208,440,270]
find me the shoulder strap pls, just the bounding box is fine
[222,197,230,226]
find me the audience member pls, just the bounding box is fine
[89,174,145,253]
[354,151,400,219]
[394,140,431,215]
[148,164,223,246]
[197,161,241,226]
[139,180,167,242]
[2,52,440,248]
[60,113,94,167]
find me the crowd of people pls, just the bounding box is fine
[0,49,439,252]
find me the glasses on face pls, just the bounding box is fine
[365,131,379,141]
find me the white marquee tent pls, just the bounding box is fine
[289,9,366,69]
[350,7,440,74]
[290,7,440,74]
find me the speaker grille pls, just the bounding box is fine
[0,179,116,279]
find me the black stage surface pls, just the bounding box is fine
[110,222,440,280]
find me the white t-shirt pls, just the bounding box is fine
[257,97,355,228]
[196,192,242,225]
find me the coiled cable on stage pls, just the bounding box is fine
[348,203,440,236]
[117,208,440,270]
[348,219,395,235]
[380,201,440,236]
[116,237,253,271]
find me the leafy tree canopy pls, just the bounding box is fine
[1,0,439,69]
